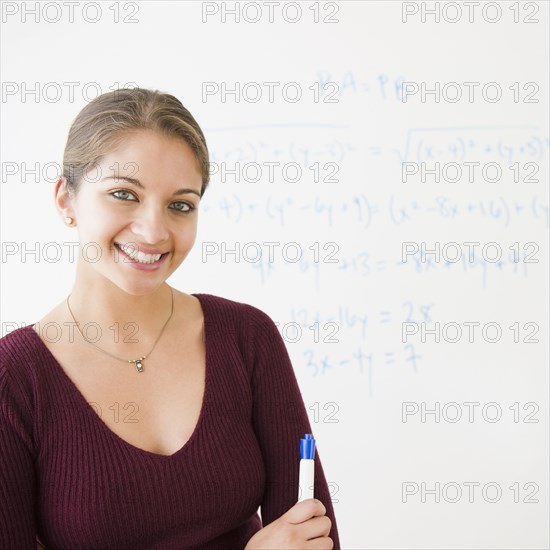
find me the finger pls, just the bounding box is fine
[305,535,334,550]
[302,514,332,541]
[284,499,327,524]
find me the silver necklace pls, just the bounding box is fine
[65,287,174,373]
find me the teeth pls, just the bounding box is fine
[118,244,162,264]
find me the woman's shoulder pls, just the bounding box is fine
[1,301,65,369]
[0,324,39,358]
[191,292,276,328]
[0,324,42,399]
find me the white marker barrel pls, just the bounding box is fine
[298,458,315,501]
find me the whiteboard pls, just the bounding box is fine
[1,1,548,548]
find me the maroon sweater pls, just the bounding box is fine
[0,293,340,549]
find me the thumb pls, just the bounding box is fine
[282,499,327,525]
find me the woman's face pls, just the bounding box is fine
[66,129,203,295]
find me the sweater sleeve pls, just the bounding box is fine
[246,307,341,549]
[0,358,38,549]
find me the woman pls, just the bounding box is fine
[0,88,340,549]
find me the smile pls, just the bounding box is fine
[114,243,169,265]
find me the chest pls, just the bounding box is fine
[41,322,206,457]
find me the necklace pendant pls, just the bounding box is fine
[134,359,144,373]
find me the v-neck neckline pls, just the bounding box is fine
[24,292,210,460]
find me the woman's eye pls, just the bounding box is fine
[171,201,194,213]
[111,190,137,201]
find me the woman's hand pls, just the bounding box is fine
[244,498,333,550]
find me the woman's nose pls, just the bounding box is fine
[130,206,170,245]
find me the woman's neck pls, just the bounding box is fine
[64,280,175,354]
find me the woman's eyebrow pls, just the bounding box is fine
[101,175,201,198]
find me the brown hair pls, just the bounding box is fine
[62,87,210,196]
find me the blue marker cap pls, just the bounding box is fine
[300,434,316,459]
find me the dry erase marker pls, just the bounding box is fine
[298,434,316,502]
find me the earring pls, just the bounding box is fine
[65,216,74,225]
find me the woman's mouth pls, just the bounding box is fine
[114,243,169,269]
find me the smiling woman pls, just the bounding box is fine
[0,88,340,550]
[57,128,203,296]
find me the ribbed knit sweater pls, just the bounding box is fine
[0,293,340,549]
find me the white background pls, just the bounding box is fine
[1,1,549,548]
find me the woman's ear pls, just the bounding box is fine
[54,176,76,226]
